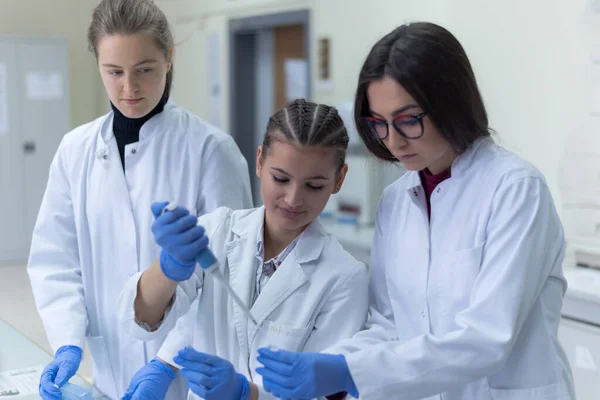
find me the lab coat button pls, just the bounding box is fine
[103,154,108,160]
[421,311,426,318]
[131,149,137,154]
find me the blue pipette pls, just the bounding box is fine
[162,202,258,325]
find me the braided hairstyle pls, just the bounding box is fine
[262,99,349,172]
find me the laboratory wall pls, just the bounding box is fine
[154,0,311,125]
[0,0,103,129]
[157,0,593,216]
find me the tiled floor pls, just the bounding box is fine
[0,264,93,382]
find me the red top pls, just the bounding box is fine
[419,167,452,219]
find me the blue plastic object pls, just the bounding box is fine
[338,215,358,225]
[60,383,92,400]
[196,248,218,271]
[319,210,335,219]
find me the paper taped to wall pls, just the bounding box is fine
[0,63,8,136]
[26,72,63,100]
[284,58,308,102]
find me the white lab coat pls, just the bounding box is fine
[327,138,575,400]
[27,101,252,400]
[117,206,369,399]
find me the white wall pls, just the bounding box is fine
[313,0,591,215]
[159,0,592,217]
[0,0,104,129]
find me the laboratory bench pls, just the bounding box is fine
[0,319,107,399]
[320,219,375,266]
[559,266,600,400]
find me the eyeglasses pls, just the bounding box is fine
[361,112,427,140]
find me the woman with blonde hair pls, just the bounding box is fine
[28,1,252,399]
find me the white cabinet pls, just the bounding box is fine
[560,267,600,399]
[559,318,600,400]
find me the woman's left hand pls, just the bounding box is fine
[255,347,358,399]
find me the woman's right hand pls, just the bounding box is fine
[150,202,209,281]
[121,359,175,400]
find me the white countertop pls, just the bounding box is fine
[320,218,375,251]
[0,319,106,399]
[562,266,600,326]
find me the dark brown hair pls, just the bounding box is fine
[355,22,491,161]
[262,99,349,170]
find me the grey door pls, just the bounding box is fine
[17,38,70,248]
[0,37,70,264]
[0,38,28,262]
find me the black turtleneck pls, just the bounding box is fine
[111,94,168,169]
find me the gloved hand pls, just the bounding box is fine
[121,359,175,400]
[151,202,209,281]
[173,347,251,400]
[255,347,359,399]
[39,345,82,400]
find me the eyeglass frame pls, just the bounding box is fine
[361,112,427,140]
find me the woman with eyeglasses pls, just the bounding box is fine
[255,22,575,400]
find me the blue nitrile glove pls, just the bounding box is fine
[174,347,251,400]
[121,359,176,400]
[39,345,83,400]
[151,202,209,281]
[256,347,359,399]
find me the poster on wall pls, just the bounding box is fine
[0,63,8,136]
[26,72,63,100]
[284,58,308,102]
[316,37,334,94]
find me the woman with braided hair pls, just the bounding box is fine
[116,99,369,400]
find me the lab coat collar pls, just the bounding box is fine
[99,99,177,143]
[231,206,328,265]
[404,136,494,192]
[226,210,261,366]
[451,136,493,176]
[231,206,265,237]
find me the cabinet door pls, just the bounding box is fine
[16,39,70,247]
[0,38,28,263]
[558,318,600,400]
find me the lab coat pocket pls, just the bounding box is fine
[489,381,569,399]
[265,321,312,352]
[86,336,117,400]
[442,243,484,314]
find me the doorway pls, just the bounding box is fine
[229,10,311,206]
